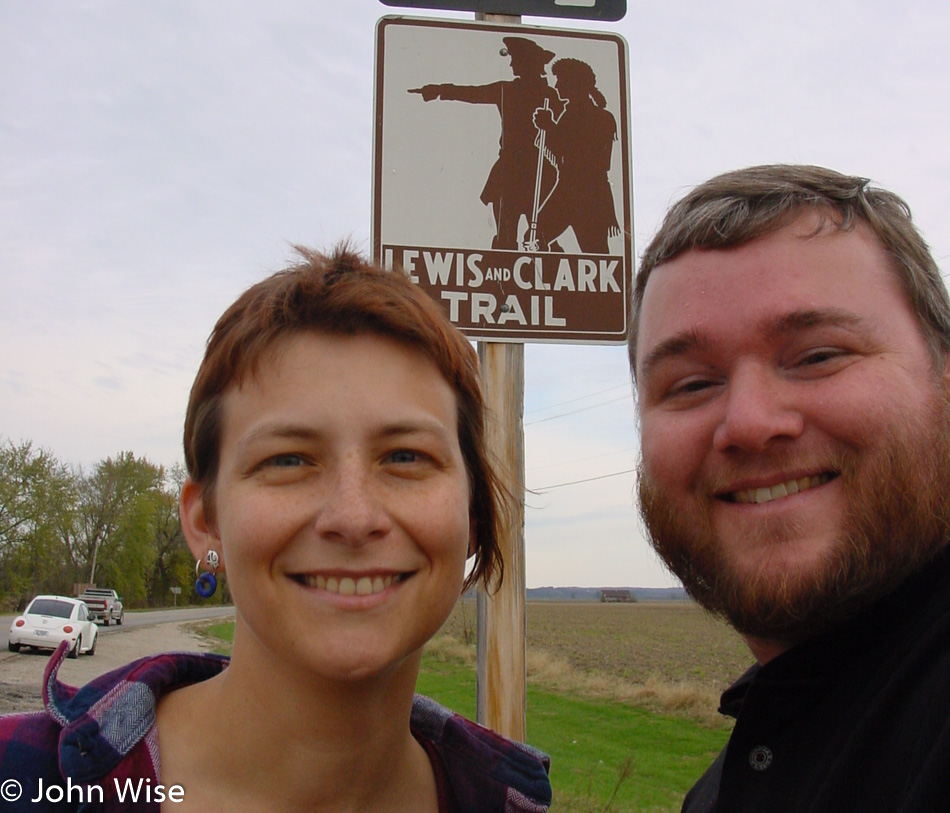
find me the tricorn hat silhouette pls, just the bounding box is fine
[502,36,555,66]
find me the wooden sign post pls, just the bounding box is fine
[476,337,526,740]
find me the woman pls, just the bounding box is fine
[533,58,621,254]
[0,245,552,812]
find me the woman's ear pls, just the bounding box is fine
[180,477,221,564]
[468,517,477,558]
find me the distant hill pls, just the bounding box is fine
[525,586,690,602]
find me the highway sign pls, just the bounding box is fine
[373,17,633,344]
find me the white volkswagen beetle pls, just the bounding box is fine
[8,595,98,658]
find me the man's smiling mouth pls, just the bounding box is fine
[725,473,837,505]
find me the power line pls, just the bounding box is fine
[524,395,630,426]
[532,467,637,492]
[525,382,631,415]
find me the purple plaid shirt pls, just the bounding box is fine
[0,642,551,812]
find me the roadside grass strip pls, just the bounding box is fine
[190,620,234,654]
[416,652,728,813]
[197,619,730,811]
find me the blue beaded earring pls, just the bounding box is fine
[195,550,220,598]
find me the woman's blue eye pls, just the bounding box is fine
[390,450,418,464]
[269,454,304,467]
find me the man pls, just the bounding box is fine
[630,164,950,812]
[409,37,561,250]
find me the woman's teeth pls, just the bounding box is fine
[300,574,397,595]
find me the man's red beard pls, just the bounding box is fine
[638,389,950,646]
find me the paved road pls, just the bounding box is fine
[1,605,235,651]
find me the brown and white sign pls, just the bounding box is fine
[372,16,633,344]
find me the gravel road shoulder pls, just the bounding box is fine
[0,621,220,714]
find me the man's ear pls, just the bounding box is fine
[180,477,221,565]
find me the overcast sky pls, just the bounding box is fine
[2,1,948,588]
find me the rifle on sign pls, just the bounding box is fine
[522,98,551,253]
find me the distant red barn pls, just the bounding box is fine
[600,589,633,603]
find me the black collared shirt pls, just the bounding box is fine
[684,546,950,813]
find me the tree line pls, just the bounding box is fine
[0,438,228,613]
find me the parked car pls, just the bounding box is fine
[8,595,98,658]
[78,587,124,626]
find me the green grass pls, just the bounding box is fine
[197,620,728,811]
[417,653,726,812]
[191,619,234,655]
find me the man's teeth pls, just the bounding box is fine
[733,473,833,504]
[301,574,396,595]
